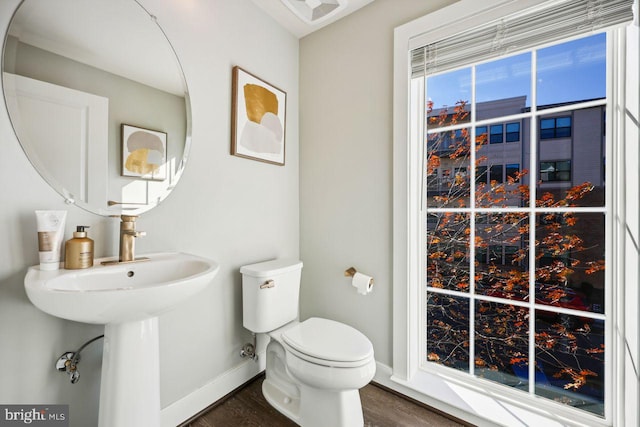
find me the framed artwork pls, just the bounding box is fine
[231,66,287,165]
[121,124,167,181]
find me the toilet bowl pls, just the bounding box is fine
[240,260,376,427]
[263,318,376,427]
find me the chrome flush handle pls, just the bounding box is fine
[260,279,275,289]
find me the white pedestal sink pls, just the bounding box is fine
[24,252,220,427]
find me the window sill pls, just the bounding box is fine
[388,368,610,427]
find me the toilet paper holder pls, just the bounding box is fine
[344,267,358,277]
[344,267,373,284]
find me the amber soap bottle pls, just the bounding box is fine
[64,226,94,269]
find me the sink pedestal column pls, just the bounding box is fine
[98,318,161,427]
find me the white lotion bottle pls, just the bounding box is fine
[35,210,67,270]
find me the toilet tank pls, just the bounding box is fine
[240,259,303,333]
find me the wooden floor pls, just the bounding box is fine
[183,375,469,427]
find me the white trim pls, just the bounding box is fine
[160,355,266,427]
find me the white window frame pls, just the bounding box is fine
[392,1,635,425]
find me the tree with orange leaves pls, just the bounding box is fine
[426,100,606,411]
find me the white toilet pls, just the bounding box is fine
[240,259,376,427]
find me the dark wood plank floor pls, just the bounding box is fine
[183,375,469,427]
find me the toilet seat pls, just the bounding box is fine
[281,317,374,368]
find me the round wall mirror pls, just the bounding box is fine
[2,0,190,216]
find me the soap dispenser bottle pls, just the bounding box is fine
[64,226,94,269]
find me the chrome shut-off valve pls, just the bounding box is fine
[240,333,258,361]
[54,335,103,384]
[56,352,81,384]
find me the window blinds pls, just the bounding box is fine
[411,0,634,78]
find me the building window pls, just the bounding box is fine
[489,164,503,183]
[540,160,571,182]
[490,124,503,143]
[506,163,520,181]
[475,165,487,184]
[506,122,520,142]
[540,116,572,139]
[476,126,488,146]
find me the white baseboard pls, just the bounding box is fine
[161,354,266,427]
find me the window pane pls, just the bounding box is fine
[540,128,555,139]
[506,163,520,181]
[490,124,503,144]
[426,129,471,207]
[490,165,503,183]
[556,117,572,128]
[537,33,606,107]
[427,213,470,292]
[426,68,471,129]
[476,52,531,121]
[427,293,469,372]
[535,213,605,314]
[476,126,488,140]
[506,122,520,142]
[506,123,520,133]
[535,313,604,416]
[475,165,488,184]
[540,118,555,129]
[475,213,529,301]
[476,301,529,390]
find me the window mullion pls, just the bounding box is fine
[528,47,539,397]
[469,65,477,377]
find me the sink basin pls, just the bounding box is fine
[25,252,219,324]
[24,251,219,427]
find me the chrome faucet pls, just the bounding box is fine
[119,215,146,262]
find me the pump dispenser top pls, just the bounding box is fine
[74,226,89,237]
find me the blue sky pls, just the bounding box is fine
[426,33,606,109]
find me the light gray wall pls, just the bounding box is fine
[299,0,456,366]
[0,0,299,426]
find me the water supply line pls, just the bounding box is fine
[55,335,104,384]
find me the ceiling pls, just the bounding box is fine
[8,0,184,96]
[251,0,376,38]
[7,0,376,96]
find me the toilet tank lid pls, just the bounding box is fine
[240,259,303,278]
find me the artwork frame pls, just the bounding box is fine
[121,124,167,181]
[231,66,287,166]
